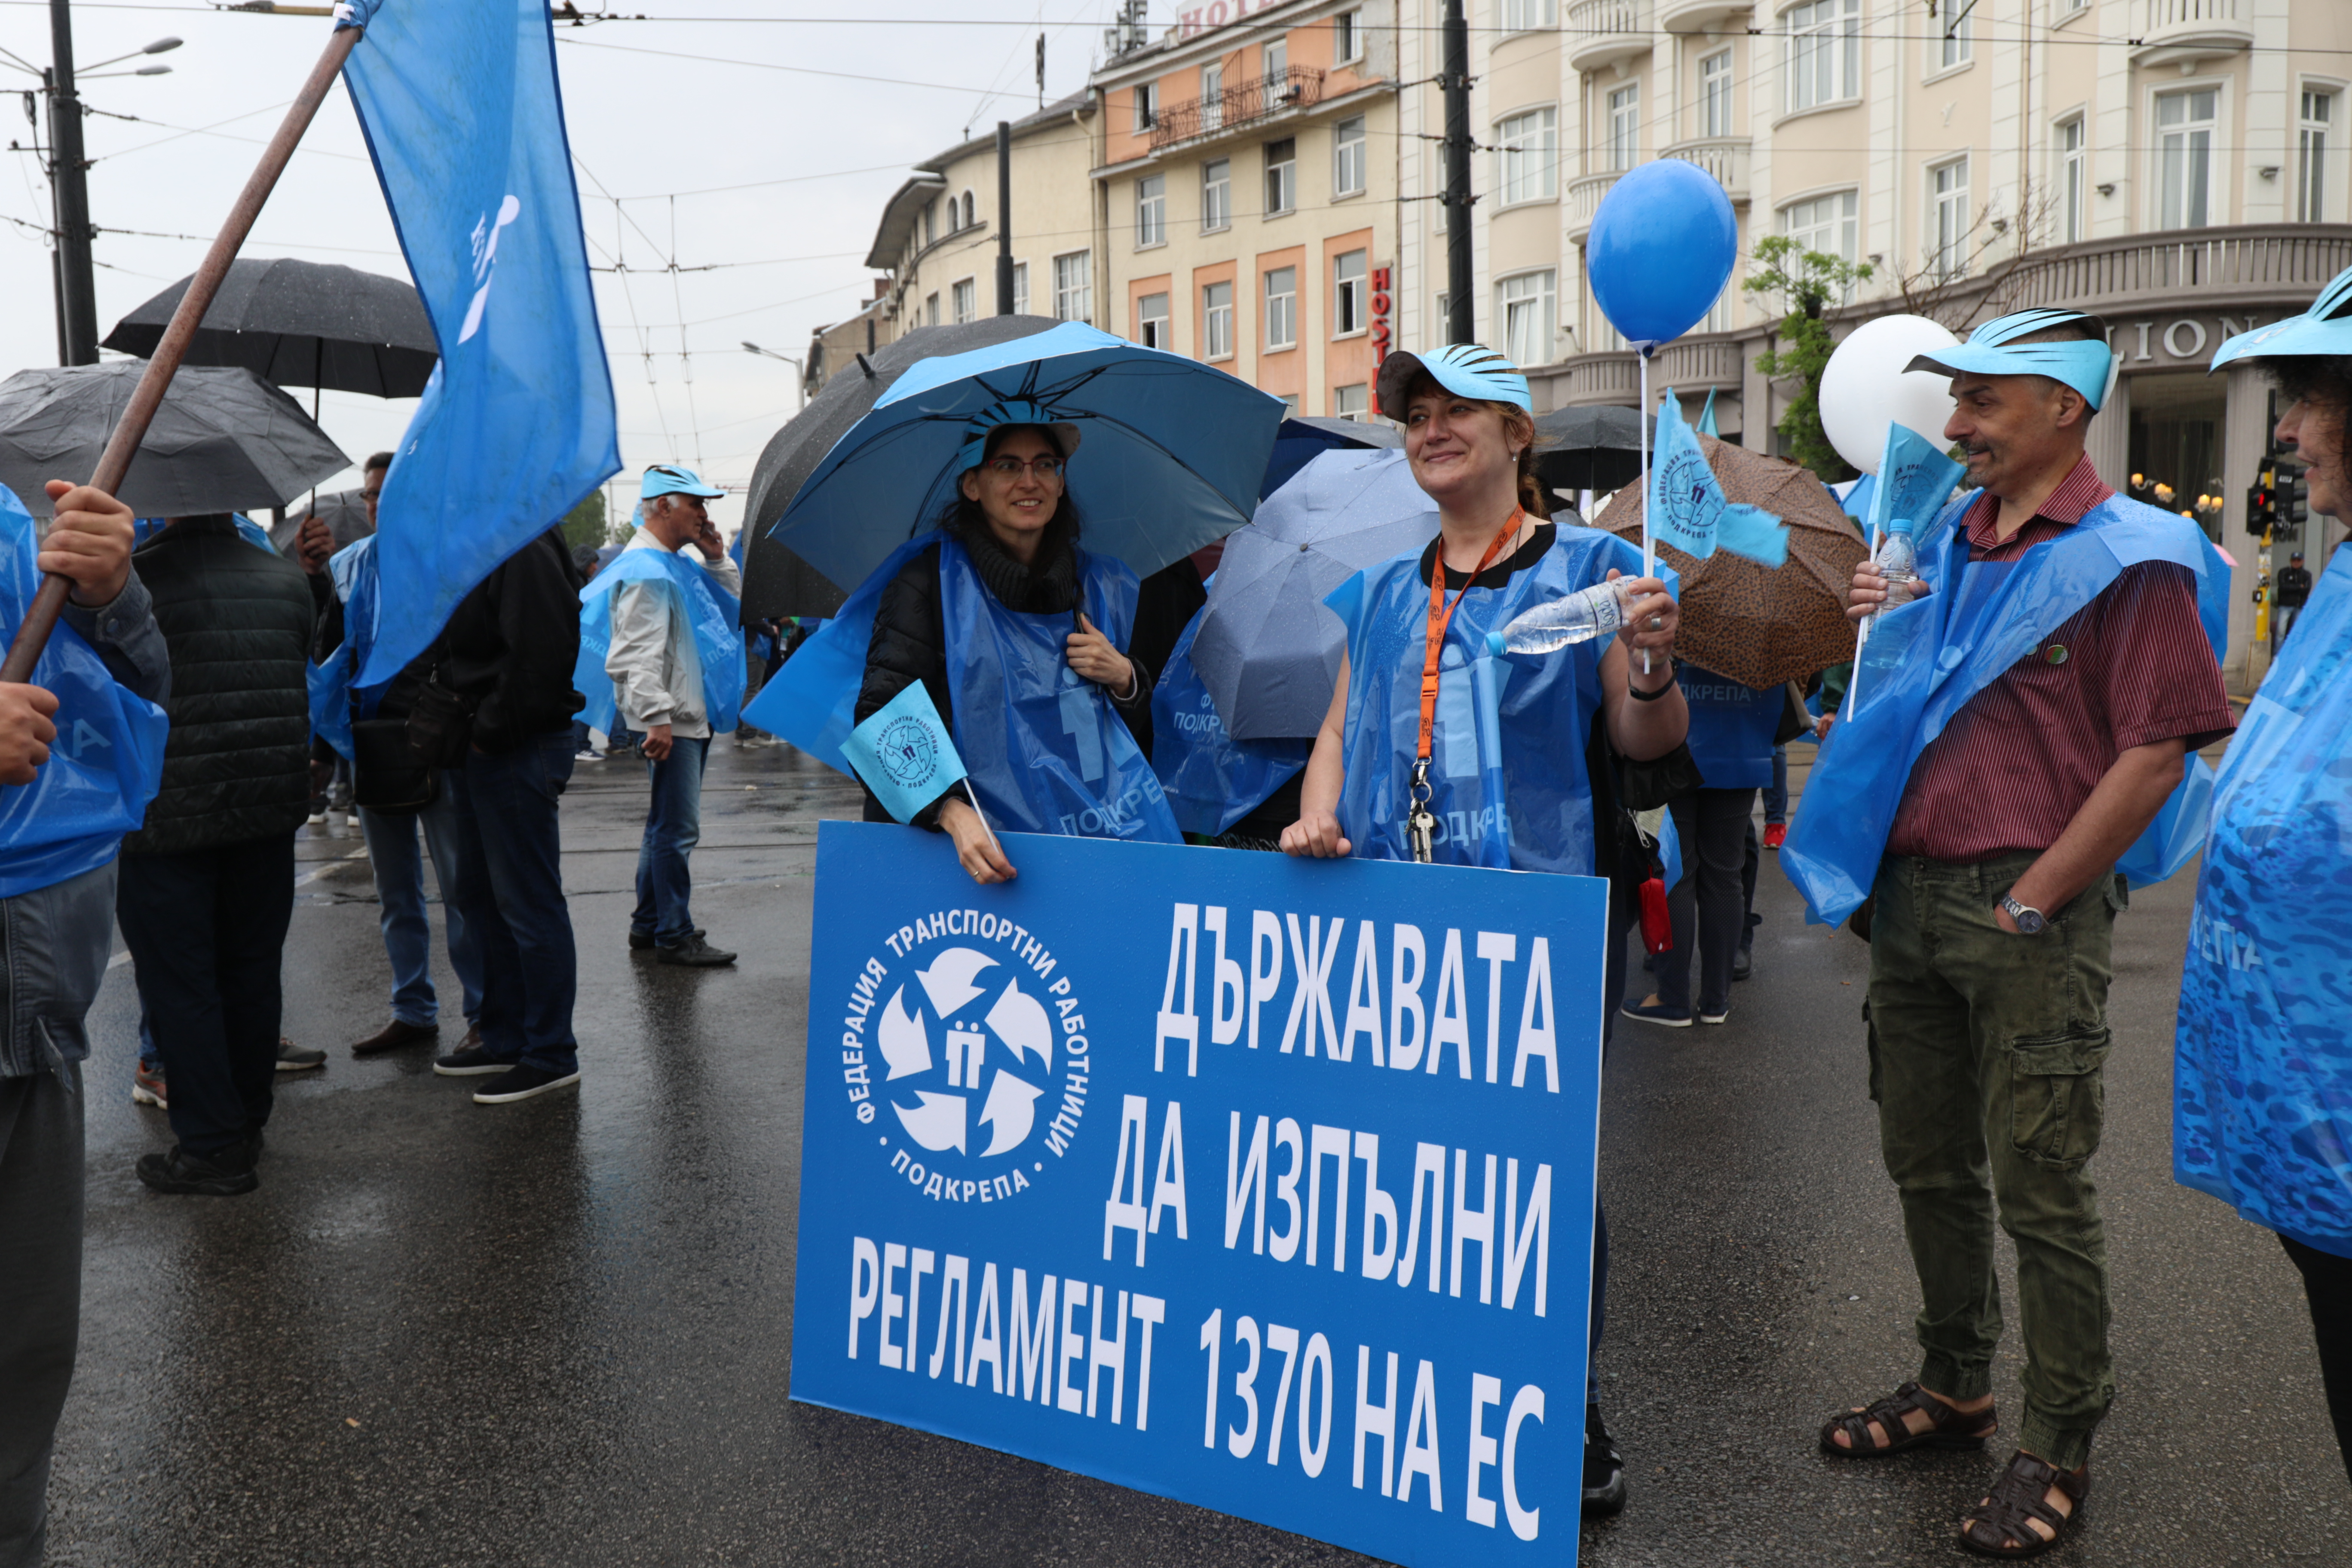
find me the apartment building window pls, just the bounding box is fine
[1201,62,1224,132]
[1607,85,1639,173]
[1138,291,1171,349]
[1136,82,1159,132]
[925,291,941,328]
[945,196,960,235]
[1503,0,1557,30]
[1700,50,1733,139]
[1497,106,1559,202]
[1137,174,1167,247]
[1930,159,1970,280]
[1937,5,1972,70]
[1265,266,1298,350]
[1201,159,1232,232]
[1332,383,1369,420]
[2058,116,2086,242]
[2156,88,2216,231]
[2300,89,2336,224]
[1333,250,1367,335]
[1264,39,1289,113]
[1786,0,1861,114]
[1334,116,1368,197]
[1053,251,1092,323]
[1013,261,1029,315]
[1203,280,1234,359]
[1335,8,1364,62]
[920,201,936,249]
[1783,189,1858,264]
[1499,270,1556,368]
[951,278,976,325]
[1265,138,1298,215]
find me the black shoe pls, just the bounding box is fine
[472,1064,581,1105]
[630,926,703,951]
[137,1144,258,1196]
[658,933,736,967]
[352,1017,439,1056]
[434,1042,517,1077]
[1583,1406,1627,1517]
[1732,945,1753,982]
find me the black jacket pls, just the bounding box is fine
[125,517,318,856]
[853,527,1152,826]
[435,529,585,752]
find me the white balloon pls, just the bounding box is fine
[1819,314,1962,475]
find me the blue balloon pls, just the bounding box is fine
[1587,160,1738,348]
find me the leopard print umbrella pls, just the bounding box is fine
[1596,432,1871,689]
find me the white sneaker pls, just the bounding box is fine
[306,811,327,825]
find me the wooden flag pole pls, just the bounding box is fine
[0,24,364,684]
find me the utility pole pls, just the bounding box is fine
[1441,0,1473,346]
[995,121,1014,315]
[48,0,98,365]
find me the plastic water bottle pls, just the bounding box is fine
[1488,580,1630,655]
[1874,521,1918,611]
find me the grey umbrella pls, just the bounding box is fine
[1191,447,1440,741]
[268,486,372,554]
[0,361,349,519]
[101,257,438,399]
[1531,404,1651,496]
[738,315,1063,622]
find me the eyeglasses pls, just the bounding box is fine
[984,455,1063,479]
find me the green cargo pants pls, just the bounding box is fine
[1866,850,2122,1471]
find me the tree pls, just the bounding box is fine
[1743,236,1874,482]
[559,490,609,553]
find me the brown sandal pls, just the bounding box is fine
[1818,1381,1997,1457]
[1958,1450,2088,1558]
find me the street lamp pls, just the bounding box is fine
[743,340,806,413]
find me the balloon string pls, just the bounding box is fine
[1638,349,1653,676]
[1844,521,1881,721]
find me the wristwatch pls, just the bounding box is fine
[2000,894,2046,935]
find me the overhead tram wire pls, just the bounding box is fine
[572,153,677,459]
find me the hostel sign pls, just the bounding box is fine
[793,823,1608,1566]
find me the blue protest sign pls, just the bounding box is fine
[844,682,971,825]
[1647,391,1788,567]
[794,824,1605,1565]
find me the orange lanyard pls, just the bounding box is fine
[1416,509,1522,767]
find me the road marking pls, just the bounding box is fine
[106,843,372,970]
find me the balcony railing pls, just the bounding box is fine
[1660,136,1750,202]
[2133,0,2250,62]
[1996,226,2352,316]
[1553,335,1744,406]
[1566,170,1622,240]
[1147,66,1325,152]
[1567,0,1653,72]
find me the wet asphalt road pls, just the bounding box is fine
[46,741,2351,1567]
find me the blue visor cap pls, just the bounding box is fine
[953,398,1084,474]
[1377,343,1532,421]
[2211,263,2352,374]
[1902,308,2117,412]
[640,463,727,502]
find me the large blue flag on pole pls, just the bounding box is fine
[337,0,620,687]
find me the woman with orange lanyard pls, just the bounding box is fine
[1281,344,1685,1519]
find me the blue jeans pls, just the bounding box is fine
[1764,745,1789,826]
[633,735,708,946]
[571,718,594,756]
[443,734,578,1076]
[360,793,483,1028]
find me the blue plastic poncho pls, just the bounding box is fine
[306,536,387,762]
[741,532,1182,844]
[1782,491,2228,926]
[1326,527,1654,874]
[2174,545,2352,1257]
[1678,665,1779,791]
[1149,603,1309,837]
[575,545,746,738]
[0,485,168,900]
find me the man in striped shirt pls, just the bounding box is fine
[1819,311,2233,1559]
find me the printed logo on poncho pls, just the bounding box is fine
[836,913,1092,1207]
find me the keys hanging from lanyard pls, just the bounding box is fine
[1409,510,1523,863]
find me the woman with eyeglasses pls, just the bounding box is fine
[851,404,1180,884]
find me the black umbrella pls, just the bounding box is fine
[0,362,349,519]
[1259,414,1401,499]
[266,486,371,553]
[101,257,438,400]
[1531,404,1652,496]
[738,315,1064,622]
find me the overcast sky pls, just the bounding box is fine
[0,0,1137,535]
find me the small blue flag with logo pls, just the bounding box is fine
[1648,389,1789,567]
[842,682,969,824]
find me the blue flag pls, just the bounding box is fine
[339,0,620,686]
[1647,390,1788,567]
[841,680,969,824]
[1864,423,1964,544]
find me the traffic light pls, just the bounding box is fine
[2279,462,2310,530]
[2247,470,2276,536]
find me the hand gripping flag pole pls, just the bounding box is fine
[0,24,365,683]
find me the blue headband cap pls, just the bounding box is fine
[2210,263,2352,374]
[1377,343,1532,420]
[953,398,1083,474]
[1903,308,2117,411]
[640,462,726,502]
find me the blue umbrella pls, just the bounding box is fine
[764,322,1285,593]
[1260,414,1401,500]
